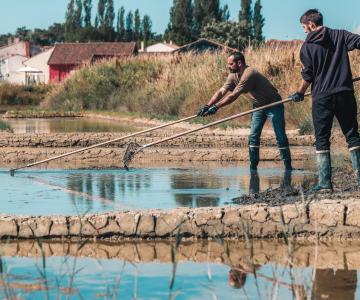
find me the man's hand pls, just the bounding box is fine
[203,104,219,116]
[197,105,210,117]
[289,92,305,102]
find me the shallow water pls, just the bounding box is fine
[0,117,142,133]
[0,166,308,215]
[1,240,359,299]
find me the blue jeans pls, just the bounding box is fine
[248,103,289,148]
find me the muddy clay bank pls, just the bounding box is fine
[1,196,360,240]
[0,131,318,166]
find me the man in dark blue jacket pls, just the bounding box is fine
[290,9,360,192]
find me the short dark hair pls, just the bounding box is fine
[229,52,246,65]
[300,9,323,26]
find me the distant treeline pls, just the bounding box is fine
[0,0,264,49]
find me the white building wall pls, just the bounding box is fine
[145,43,178,53]
[24,47,54,83]
[0,55,27,84]
[0,41,28,59]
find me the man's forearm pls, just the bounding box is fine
[216,92,239,108]
[298,80,311,94]
[207,89,226,106]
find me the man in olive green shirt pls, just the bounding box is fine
[197,52,292,171]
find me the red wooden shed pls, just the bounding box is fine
[47,42,138,82]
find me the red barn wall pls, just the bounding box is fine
[49,64,77,82]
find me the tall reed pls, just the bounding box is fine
[44,46,360,129]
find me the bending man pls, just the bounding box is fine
[197,52,292,171]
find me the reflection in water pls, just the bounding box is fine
[170,173,221,207]
[312,269,357,300]
[0,166,309,215]
[249,170,294,195]
[0,240,359,299]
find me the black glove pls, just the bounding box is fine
[290,92,305,102]
[197,105,210,117]
[203,104,219,116]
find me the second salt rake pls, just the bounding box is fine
[123,92,310,169]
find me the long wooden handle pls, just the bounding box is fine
[9,114,197,174]
[141,77,360,150]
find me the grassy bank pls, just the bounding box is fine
[44,46,360,129]
[0,83,50,106]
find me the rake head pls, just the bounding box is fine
[123,141,142,170]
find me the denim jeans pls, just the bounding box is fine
[248,103,289,148]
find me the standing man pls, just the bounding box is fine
[197,52,292,171]
[290,9,360,192]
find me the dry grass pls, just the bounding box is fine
[0,83,50,106]
[44,46,360,129]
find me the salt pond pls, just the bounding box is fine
[0,166,308,215]
[0,117,143,133]
[1,240,359,299]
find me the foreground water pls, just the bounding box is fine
[0,117,143,133]
[1,240,359,299]
[0,165,308,215]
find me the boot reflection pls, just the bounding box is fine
[312,269,357,300]
[249,171,260,194]
[280,170,293,193]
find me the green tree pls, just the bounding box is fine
[238,0,252,38]
[141,14,152,45]
[201,20,246,49]
[165,0,194,45]
[15,26,31,41]
[104,0,115,41]
[125,11,134,41]
[193,0,228,37]
[83,0,92,28]
[221,4,230,21]
[74,0,83,28]
[65,0,76,41]
[96,0,106,30]
[116,6,126,41]
[253,0,265,41]
[134,9,141,41]
[47,23,65,43]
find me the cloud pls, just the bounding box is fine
[354,25,360,34]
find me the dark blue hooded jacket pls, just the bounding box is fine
[300,27,360,100]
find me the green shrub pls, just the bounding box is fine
[0,83,50,106]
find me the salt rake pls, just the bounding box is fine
[9,114,197,176]
[123,76,360,169]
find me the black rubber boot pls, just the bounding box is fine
[249,147,260,171]
[249,170,260,194]
[350,148,360,187]
[308,152,333,193]
[279,147,292,171]
[280,170,293,193]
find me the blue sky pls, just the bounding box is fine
[1,0,360,40]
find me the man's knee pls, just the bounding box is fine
[248,134,261,146]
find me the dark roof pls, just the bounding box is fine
[172,38,238,54]
[48,42,137,65]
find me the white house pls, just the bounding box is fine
[0,39,42,84]
[23,47,54,84]
[0,54,28,84]
[0,39,30,60]
[141,41,179,54]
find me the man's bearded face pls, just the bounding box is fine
[227,57,241,73]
